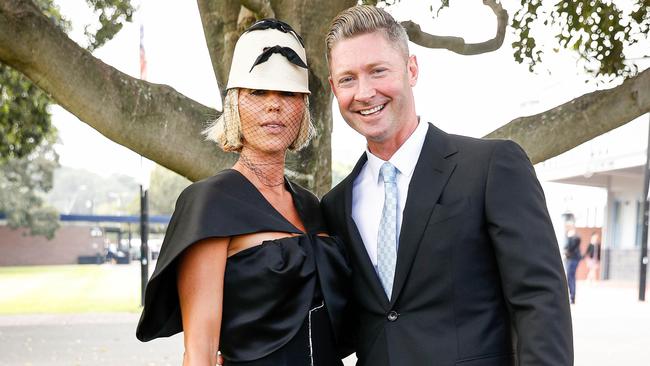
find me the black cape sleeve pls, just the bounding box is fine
[135,170,301,341]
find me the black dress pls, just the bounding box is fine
[136,169,350,366]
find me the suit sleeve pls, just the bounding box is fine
[485,140,573,366]
[320,194,359,358]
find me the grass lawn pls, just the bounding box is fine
[0,264,142,314]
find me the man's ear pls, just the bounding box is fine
[408,55,419,87]
[328,75,335,92]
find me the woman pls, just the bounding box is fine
[136,19,350,366]
[584,232,600,282]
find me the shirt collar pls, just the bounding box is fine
[365,120,429,183]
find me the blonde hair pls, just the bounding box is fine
[203,88,315,153]
[326,5,409,63]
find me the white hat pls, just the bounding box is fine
[226,19,310,94]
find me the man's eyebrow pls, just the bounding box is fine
[331,68,353,79]
[332,61,389,78]
[366,61,388,68]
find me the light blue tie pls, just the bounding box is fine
[377,162,398,300]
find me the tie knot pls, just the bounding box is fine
[380,162,397,183]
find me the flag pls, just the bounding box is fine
[139,24,147,80]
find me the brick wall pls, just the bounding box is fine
[0,225,105,266]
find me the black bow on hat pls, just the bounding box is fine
[249,45,308,72]
[245,18,305,47]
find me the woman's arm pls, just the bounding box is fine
[177,237,229,366]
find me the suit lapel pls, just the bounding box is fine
[390,124,457,306]
[344,153,391,310]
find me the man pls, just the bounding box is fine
[563,220,582,304]
[321,5,573,366]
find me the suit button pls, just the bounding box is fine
[387,310,399,322]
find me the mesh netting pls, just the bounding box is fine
[205,88,313,187]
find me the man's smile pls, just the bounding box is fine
[358,103,386,116]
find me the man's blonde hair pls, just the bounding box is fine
[203,89,314,153]
[325,5,409,63]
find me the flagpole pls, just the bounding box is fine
[639,114,650,301]
[138,11,150,307]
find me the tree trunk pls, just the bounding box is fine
[197,0,240,98]
[270,0,357,195]
[196,0,356,195]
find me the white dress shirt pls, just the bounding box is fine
[351,121,429,266]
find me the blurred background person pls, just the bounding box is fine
[564,220,582,304]
[584,232,601,283]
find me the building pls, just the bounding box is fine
[0,214,169,266]
[536,115,649,281]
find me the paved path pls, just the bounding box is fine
[1,281,648,365]
[0,313,182,366]
[571,281,650,366]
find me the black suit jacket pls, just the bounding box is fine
[321,124,573,366]
[564,236,582,260]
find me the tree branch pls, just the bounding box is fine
[0,0,236,181]
[401,0,508,55]
[486,68,650,164]
[197,0,241,98]
[240,0,275,19]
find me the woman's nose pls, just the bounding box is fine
[266,96,281,112]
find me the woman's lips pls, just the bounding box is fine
[260,122,286,134]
